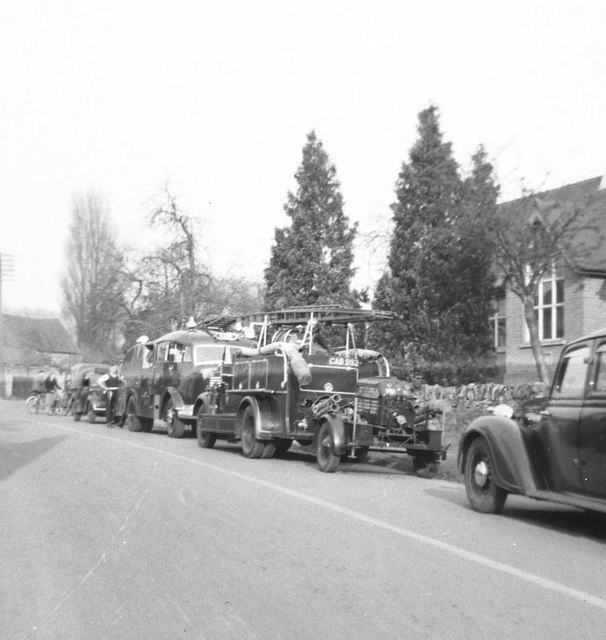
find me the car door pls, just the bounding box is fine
[578,340,606,498]
[153,341,181,397]
[537,342,590,493]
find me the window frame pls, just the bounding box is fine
[525,267,564,343]
[490,294,507,350]
[551,343,590,399]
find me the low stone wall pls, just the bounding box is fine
[415,380,547,406]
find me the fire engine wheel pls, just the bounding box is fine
[316,421,340,473]
[241,406,264,459]
[196,408,216,449]
[352,447,370,463]
[87,404,96,424]
[273,439,292,454]
[464,437,508,514]
[125,397,143,432]
[164,399,186,438]
[260,442,276,459]
[412,454,438,479]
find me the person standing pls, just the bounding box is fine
[96,366,123,426]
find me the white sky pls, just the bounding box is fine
[1,0,605,314]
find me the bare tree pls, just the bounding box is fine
[489,189,602,382]
[61,190,125,359]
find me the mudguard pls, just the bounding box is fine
[458,416,539,495]
[318,415,347,455]
[236,396,275,439]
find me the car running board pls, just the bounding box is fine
[525,490,606,514]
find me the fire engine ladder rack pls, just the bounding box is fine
[201,306,396,329]
[198,306,398,354]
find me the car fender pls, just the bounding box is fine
[316,414,347,456]
[458,416,538,495]
[163,387,185,412]
[193,391,213,418]
[235,396,274,439]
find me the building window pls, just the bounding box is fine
[490,295,506,349]
[527,269,564,342]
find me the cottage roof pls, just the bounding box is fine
[2,313,79,354]
[499,176,606,274]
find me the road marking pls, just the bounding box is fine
[18,416,606,612]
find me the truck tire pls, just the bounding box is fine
[164,398,186,438]
[196,406,217,449]
[316,420,340,473]
[412,454,438,479]
[273,439,292,455]
[125,397,143,432]
[240,405,264,459]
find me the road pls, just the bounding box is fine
[2,398,606,640]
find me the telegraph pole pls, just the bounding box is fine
[0,253,15,387]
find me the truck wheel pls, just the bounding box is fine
[164,398,186,438]
[87,404,96,424]
[241,406,264,459]
[352,447,370,463]
[260,442,276,459]
[412,454,438,479]
[273,439,292,455]
[196,407,216,449]
[464,437,507,514]
[125,397,143,432]
[316,421,340,473]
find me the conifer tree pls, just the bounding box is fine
[373,107,496,382]
[264,131,357,309]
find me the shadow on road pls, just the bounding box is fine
[0,435,68,482]
[425,484,606,543]
[503,506,606,544]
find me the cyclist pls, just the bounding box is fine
[31,369,47,411]
[44,371,61,414]
[97,366,123,427]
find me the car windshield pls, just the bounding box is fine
[194,344,225,366]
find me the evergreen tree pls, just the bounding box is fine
[264,131,357,309]
[457,146,498,355]
[373,107,497,382]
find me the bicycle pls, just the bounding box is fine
[26,393,46,414]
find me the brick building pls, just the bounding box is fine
[492,176,606,384]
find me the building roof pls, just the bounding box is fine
[499,176,606,274]
[2,313,79,355]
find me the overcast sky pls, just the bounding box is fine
[1,0,605,314]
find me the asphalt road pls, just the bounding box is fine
[2,398,606,640]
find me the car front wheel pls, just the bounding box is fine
[464,437,507,514]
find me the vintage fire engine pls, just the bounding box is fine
[194,306,446,475]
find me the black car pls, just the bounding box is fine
[69,363,111,422]
[459,328,606,514]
